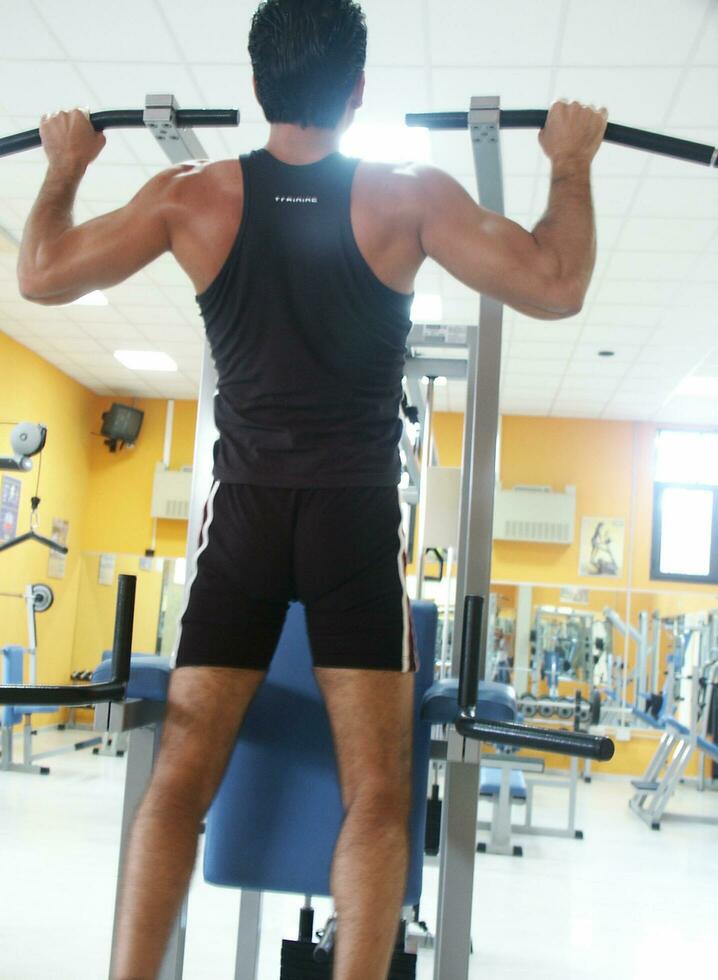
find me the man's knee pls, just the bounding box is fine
[348,780,412,829]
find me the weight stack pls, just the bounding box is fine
[280,941,417,978]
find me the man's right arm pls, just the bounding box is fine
[416,101,608,320]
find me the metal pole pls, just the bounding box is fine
[433,96,505,980]
[416,377,436,598]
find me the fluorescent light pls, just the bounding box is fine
[72,290,108,306]
[411,293,443,322]
[114,350,178,372]
[674,376,718,398]
[340,124,431,164]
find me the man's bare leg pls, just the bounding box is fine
[315,668,414,980]
[111,666,265,980]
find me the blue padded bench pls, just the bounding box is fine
[1,646,58,725]
[203,600,438,904]
[93,654,171,702]
[480,766,527,801]
[632,706,665,730]
[421,677,517,726]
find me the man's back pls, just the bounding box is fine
[177,149,418,488]
[167,153,426,298]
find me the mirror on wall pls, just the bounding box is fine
[72,553,186,669]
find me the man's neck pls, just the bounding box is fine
[265,124,342,165]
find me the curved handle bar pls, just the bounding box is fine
[405,110,718,168]
[456,714,615,762]
[0,574,135,706]
[0,109,240,159]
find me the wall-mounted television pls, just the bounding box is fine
[101,403,144,452]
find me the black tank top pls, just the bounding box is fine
[197,149,413,488]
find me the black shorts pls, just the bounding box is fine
[173,483,417,673]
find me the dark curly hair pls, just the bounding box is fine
[248,0,367,129]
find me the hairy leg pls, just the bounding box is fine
[315,668,414,980]
[111,666,264,980]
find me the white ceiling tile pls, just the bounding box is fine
[429,0,564,66]
[668,68,718,129]
[572,342,642,363]
[592,177,642,218]
[75,322,148,344]
[591,141,647,178]
[37,0,183,63]
[365,0,428,66]
[510,340,573,361]
[667,283,718,311]
[594,216,626,251]
[111,305,188,326]
[0,61,95,116]
[552,67,683,130]
[503,177,536,216]
[640,345,707,367]
[189,64,261,124]
[617,217,717,252]
[594,280,679,307]
[632,178,718,219]
[511,320,583,344]
[430,68,554,113]
[1,3,65,58]
[145,255,194,287]
[154,0,254,64]
[506,358,567,376]
[78,164,150,203]
[105,282,176,307]
[362,68,433,127]
[586,305,665,328]
[604,251,697,282]
[134,323,199,344]
[560,0,708,66]
[564,358,628,379]
[687,253,718,282]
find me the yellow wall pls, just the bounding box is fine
[0,331,96,722]
[433,411,718,776]
[82,397,197,558]
[1,329,198,732]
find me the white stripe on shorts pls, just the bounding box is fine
[396,490,411,672]
[170,480,220,668]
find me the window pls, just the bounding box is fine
[651,430,718,584]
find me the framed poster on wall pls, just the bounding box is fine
[579,517,625,578]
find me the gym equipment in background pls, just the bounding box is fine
[630,616,718,829]
[0,421,46,472]
[0,423,68,555]
[0,576,134,776]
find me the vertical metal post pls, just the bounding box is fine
[416,377,436,598]
[183,341,219,599]
[433,96,505,980]
[234,891,263,980]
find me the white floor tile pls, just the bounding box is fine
[1,728,716,979]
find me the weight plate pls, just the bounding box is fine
[556,698,574,719]
[590,691,602,726]
[520,693,537,718]
[31,583,54,613]
[539,700,556,718]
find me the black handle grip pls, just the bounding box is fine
[0,108,240,159]
[456,714,615,762]
[405,109,718,168]
[0,574,136,706]
[458,594,483,712]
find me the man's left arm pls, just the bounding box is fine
[18,109,174,305]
